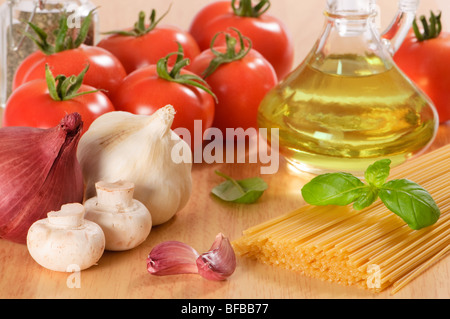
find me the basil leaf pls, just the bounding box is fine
[301,173,367,206]
[365,159,391,188]
[353,186,379,210]
[212,171,268,204]
[379,179,441,230]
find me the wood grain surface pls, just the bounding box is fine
[0,124,448,299]
[0,0,449,300]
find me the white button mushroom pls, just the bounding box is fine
[84,181,152,251]
[27,203,105,272]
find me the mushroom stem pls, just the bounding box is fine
[47,203,85,228]
[95,181,135,209]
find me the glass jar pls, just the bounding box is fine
[257,0,439,175]
[0,0,98,109]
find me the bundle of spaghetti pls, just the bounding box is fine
[233,145,450,293]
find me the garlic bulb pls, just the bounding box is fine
[77,105,192,225]
[27,203,105,272]
[84,181,152,251]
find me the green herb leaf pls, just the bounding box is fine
[365,159,391,188]
[353,186,378,210]
[301,159,441,230]
[300,173,367,207]
[379,179,441,230]
[212,171,268,204]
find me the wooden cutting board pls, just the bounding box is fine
[0,123,449,299]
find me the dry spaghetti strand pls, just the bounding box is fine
[391,244,450,295]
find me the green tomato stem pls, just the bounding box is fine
[45,64,99,101]
[413,11,442,42]
[155,43,218,102]
[24,9,95,55]
[202,28,252,79]
[231,0,271,18]
[104,5,171,37]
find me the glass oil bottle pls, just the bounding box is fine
[258,0,439,175]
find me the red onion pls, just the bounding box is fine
[0,113,84,244]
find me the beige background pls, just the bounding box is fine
[0,0,445,66]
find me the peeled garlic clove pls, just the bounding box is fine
[196,233,237,281]
[147,241,199,276]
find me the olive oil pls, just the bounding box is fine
[258,55,438,174]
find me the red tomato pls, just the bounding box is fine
[12,45,127,99]
[111,65,215,143]
[189,0,294,80]
[189,46,278,133]
[3,80,115,134]
[394,31,450,123]
[98,25,201,74]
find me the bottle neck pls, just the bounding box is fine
[324,10,375,37]
[327,0,377,16]
[308,2,393,76]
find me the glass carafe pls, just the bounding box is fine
[258,0,439,175]
[0,0,98,109]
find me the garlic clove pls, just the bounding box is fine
[196,233,237,281]
[146,233,237,281]
[147,241,199,276]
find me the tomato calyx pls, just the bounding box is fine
[24,9,95,55]
[156,44,218,102]
[231,0,270,18]
[202,28,252,79]
[45,64,99,101]
[104,6,171,37]
[413,11,442,42]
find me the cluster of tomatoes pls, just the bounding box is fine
[3,0,295,138]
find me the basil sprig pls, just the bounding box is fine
[301,159,441,230]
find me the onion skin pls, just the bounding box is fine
[0,113,84,244]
